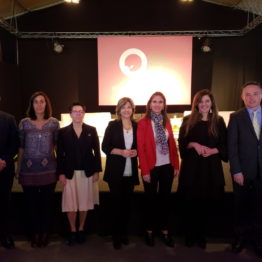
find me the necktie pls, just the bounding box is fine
[253,110,260,139]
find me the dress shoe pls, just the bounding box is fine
[197,237,207,249]
[145,232,155,247]
[77,231,86,244]
[185,237,195,248]
[31,234,40,248]
[232,238,245,253]
[253,240,262,257]
[1,236,15,249]
[67,232,77,246]
[121,236,129,245]
[162,234,175,248]
[112,237,122,250]
[41,233,49,247]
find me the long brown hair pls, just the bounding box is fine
[145,92,168,127]
[185,89,219,136]
[27,91,52,120]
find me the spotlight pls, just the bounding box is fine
[53,41,64,54]
[64,0,80,3]
[201,38,211,53]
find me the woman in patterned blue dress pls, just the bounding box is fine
[18,91,59,248]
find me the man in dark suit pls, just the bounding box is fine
[228,81,262,257]
[0,98,19,249]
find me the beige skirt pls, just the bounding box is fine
[62,170,99,212]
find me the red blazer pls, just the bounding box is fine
[137,117,179,176]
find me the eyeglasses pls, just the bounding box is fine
[71,110,85,114]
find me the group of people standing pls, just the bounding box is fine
[0,81,262,257]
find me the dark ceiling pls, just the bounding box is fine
[13,0,249,32]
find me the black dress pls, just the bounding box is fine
[178,116,227,199]
[177,115,227,244]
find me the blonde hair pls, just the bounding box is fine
[116,97,135,120]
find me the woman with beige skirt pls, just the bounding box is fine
[57,102,102,246]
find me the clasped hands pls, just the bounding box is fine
[189,142,217,157]
[121,149,137,158]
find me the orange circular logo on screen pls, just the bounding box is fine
[119,48,148,76]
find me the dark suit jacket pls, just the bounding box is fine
[228,107,262,181]
[0,110,19,178]
[102,120,139,185]
[56,123,102,179]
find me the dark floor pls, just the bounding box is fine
[1,235,262,262]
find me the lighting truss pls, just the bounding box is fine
[17,30,244,39]
[0,18,17,34]
[1,15,262,39]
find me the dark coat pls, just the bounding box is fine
[56,123,102,179]
[102,120,139,185]
[228,107,262,181]
[0,110,19,177]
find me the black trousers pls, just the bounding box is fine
[143,164,174,231]
[233,178,262,242]
[0,173,14,238]
[108,177,134,240]
[22,183,56,236]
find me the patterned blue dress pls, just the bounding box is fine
[19,117,59,186]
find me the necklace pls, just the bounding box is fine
[124,128,132,134]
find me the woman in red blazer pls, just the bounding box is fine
[137,92,179,247]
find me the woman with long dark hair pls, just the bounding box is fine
[137,92,179,247]
[178,89,227,248]
[18,91,59,247]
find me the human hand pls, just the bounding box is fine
[59,174,67,186]
[174,169,180,177]
[191,142,205,155]
[129,149,137,157]
[92,172,99,182]
[121,149,131,158]
[0,159,6,171]
[142,174,151,183]
[233,173,244,186]
[201,147,218,157]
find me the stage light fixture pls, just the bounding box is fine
[201,38,211,53]
[53,41,64,54]
[64,0,80,3]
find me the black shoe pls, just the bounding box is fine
[113,239,122,250]
[232,238,245,253]
[185,236,195,248]
[197,238,206,249]
[253,240,262,257]
[37,236,43,248]
[31,234,40,248]
[67,232,77,246]
[121,236,129,245]
[41,233,49,247]
[162,234,175,248]
[77,231,86,244]
[145,232,154,247]
[1,236,15,249]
